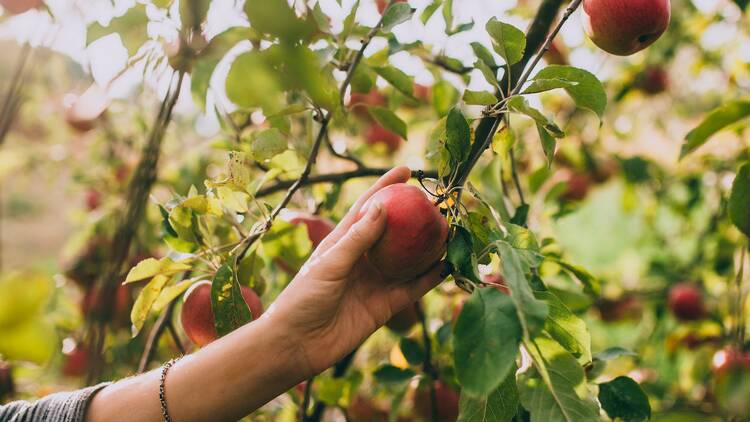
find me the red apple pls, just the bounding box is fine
[348,396,389,422]
[582,0,670,56]
[376,0,407,14]
[483,273,509,294]
[181,281,264,347]
[358,184,448,281]
[62,344,89,377]
[85,188,102,211]
[561,171,592,202]
[413,84,431,102]
[282,212,335,248]
[0,360,13,402]
[349,89,387,120]
[63,84,109,132]
[712,347,750,374]
[81,283,131,324]
[635,66,669,95]
[386,302,419,334]
[0,0,42,14]
[414,381,459,422]
[668,282,705,321]
[365,123,402,153]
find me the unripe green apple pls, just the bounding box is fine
[0,0,42,15]
[359,184,448,281]
[667,282,704,321]
[181,281,264,347]
[582,0,670,56]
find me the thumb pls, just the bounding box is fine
[323,202,386,274]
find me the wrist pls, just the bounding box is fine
[256,305,316,380]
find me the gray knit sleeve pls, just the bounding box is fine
[0,382,110,422]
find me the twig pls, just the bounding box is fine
[138,298,179,373]
[324,133,364,168]
[255,168,439,198]
[167,318,186,355]
[509,149,526,206]
[299,376,315,422]
[415,302,439,422]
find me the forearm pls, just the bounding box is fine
[86,312,310,422]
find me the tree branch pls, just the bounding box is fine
[137,298,179,373]
[416,301,439,422]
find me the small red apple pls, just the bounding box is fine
[0,0,43,14]
[63,84,109,133]
[413,84,431,102]
[376,0,407,14]
[635,66,669,95]
[365,123,402,153]
[348,396,389,422]
[582,0,670,56]
[712,347,750,374]
[85,188,102,211]
[181,281,264,347]
[81,283,131,324]
[561,171,592,202]
[62,344,89,377]
[358,183,448,281]
[596,295,643,322]
[668,282,705,321]
[386,302,420,334]
[282,212,335,248]
[414,381,459,422]
[0,360,13,402]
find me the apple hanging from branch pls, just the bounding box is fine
[668,282,705,321]
[0,0,42,14]
[582,0,670,56]
[181,281,264,347]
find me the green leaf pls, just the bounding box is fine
[682,100,750,157]
[537,290,591,365]
[463,90,497,106]
[536,124,556,166]
[458,371,518,422]
[0,272,52,328]
[251,128,288,161]
[152,279,195,312]
[533,66,607,119]
[497,242,548,338]
[433,80,460,117]
[87,4,148,56]
[445,107,471,163]
[190,59,218,110]
[474,59,500,89]
[442,0,454,31]
[226,51,283,113]
[421,1,441,24]
[594,347,638,361]
[485,19,526,66]
[399,337,424,365]
[350,64,377,94]
[244,0,314,42]
[519,335,600,422]
[369,106,407,140]
[547,257,601,296]
[507,97,564,138]
[454,288,522,396]
[374,66,415,99]
[471,41,497,69]
[124,257,192,284]
[381,3,415,32]
[130,275,170,336]
[598,376,651,422]
[447,226,482,284]
[0,317,55,364]
[522,78,579,95]
[729,161,750,238]
[373,364,416,384]
[210,264,253,337]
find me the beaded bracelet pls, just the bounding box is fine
[159,358,180,422]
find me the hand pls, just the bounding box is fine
[264,166,445,376]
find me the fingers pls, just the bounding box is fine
[318,201,387,276]
[316,166,410,253]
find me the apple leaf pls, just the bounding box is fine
[598,376,651,422]
[457,371,519,422]
[210,264,253,337]
[454,288,522,396]
[87,4,148,56]
[485,18,526,66]
[729,161,750,238]
[0,317,56,364]
[381,3,415,32]
[463,90,498,106]
[471,42,498,69]
[179,0,210,30]
[682,100,750,158]
[124,257,192,284]
[369,107,407,139]
[522,78,579,95]
[433,80,460,117]
[130,274,170,336]
[447,225,482,284]
[373,364,416,384]
[350,64,377,94]
[507,97,564,138]
[533,65,607,119]
[536,290,591,365]
[152,279,195,312]
[547,257,601,296]
[374,66,415,99]
[251,128,288,161]
[244,0,314,42]
[421,1,441,24]
[445,106,471,163]
[497,242,548,338]
[226,51,283,113]
[536,124,556,167]
[519,335,600,422]
[399,337,424,365]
